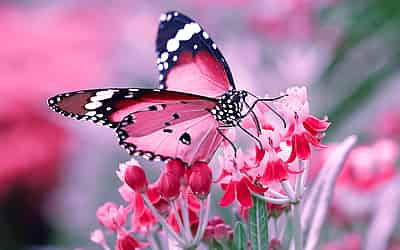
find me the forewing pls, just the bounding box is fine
[47,88,216,128]
[117,105,226,165]
[156,11,235,97]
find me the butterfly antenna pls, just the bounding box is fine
[244,100,262,136]
[262,102,287,128]
[245,92,288,128]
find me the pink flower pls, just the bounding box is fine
[131,207,157,234]
[116,234,148,250]
[311,139,398,226]
[96,202,128,232]
[337,139,398,191]
[202,217,233,242]
[188,162,212,200]
[217,152,266,208]
[0,99,67,201]
[276,86,330,162]
[322,233,361,250]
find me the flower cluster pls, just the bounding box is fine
[91,86,329,249]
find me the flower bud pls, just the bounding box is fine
[116,234,147,250]
[159,172,181,201]
[124,165,148,193]
[165,159,186,185]
[189,162,212,199]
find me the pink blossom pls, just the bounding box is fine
[275,86,330,162]
[202,216,233,242]
[337,139,398,191]
[96,202,128,232]
[0,100,67,201]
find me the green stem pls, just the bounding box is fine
[292,204,303,250]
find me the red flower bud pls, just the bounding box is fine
[116,234,147,250]
[124,165,148,193]
[165,159,186,185]
[189,162,212,199]
[159,172,181,201]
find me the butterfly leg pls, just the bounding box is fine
[242,93,288,128]
[237,123,263,150]
[217,126,237,158]
[244,99,262,135]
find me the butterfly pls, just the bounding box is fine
[48,11,283,165]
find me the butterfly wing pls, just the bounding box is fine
[47,88,216,128]
[156,11,235,97]
[116,105,225,164]
[48,88,225,164]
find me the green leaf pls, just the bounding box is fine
[233,222,247,250]
[325,59,400,136]
[320,0,400,82]
[249,196,269,250]
[210,239,224,250]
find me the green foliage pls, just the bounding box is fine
[318,0,400,134]
[233,222,247,250]
[249,196,269,250]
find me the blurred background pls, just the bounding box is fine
[2,0,400,249]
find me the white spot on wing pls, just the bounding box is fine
[166,22,201,52]
[85,111,97,116]
[85,102,102,110]
[202,32,209,39]
[160,52,169,62]
[167,38,180,52]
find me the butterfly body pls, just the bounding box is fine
[210,90,247,126]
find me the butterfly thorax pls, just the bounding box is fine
[210,90,247,126]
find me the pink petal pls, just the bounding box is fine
[286,137,297,163]
[219,181,236,207]
[295,133,311,160]
[237,179,253,208]
[303,115,330,132]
